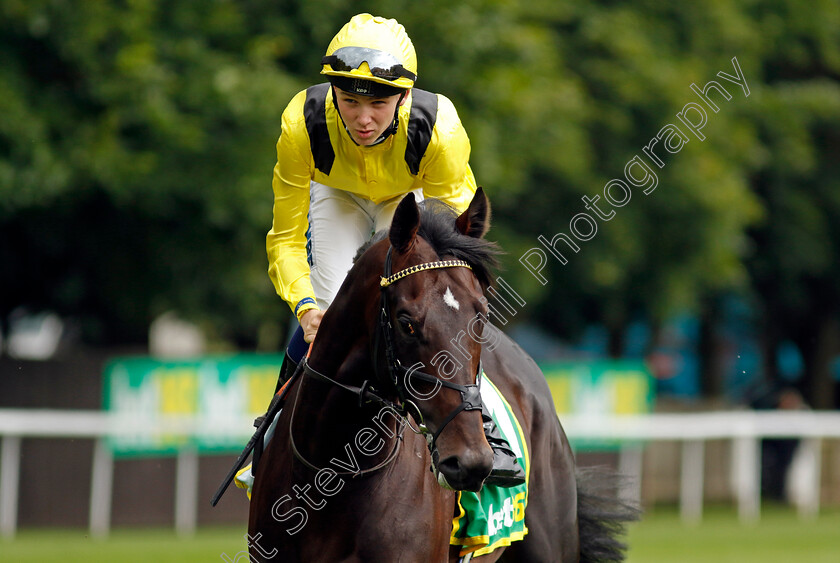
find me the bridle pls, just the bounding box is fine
[374,246,484,457]
[293,245,483,474]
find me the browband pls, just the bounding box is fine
[380,259,472,288]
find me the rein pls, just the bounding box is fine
[287,361,406,477]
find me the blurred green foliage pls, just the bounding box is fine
[1,1,839,402]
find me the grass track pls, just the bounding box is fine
[627,505,840,563]
[2,506,838,562]
[0,526,251,563]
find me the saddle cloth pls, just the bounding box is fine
[450,372,529,557]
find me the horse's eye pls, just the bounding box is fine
[399,317,416,336]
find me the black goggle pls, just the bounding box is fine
[322,47,416,82]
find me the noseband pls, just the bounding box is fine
[374,246,483,456]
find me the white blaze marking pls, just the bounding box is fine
[443,287,460,310]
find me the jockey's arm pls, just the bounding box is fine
[266,95,321,321]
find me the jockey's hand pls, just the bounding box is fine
[300,309,324,343]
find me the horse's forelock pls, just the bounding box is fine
[352,200,501,288]
[416,200,501,289]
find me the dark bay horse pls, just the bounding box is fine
[248,189,636,562]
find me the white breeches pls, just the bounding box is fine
[307,181,424,309]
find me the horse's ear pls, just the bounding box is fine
[455,187,491,239]
[389,192,420,253]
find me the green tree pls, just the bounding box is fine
[737,0,840,408]
[0,0,305,344]
[420,0,764,357]
[3,0,839,408]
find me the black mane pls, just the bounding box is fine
[355,199,501,288]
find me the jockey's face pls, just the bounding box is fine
[333,87,408,146]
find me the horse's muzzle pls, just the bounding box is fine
[433,446,493,492]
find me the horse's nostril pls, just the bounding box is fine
[436,452,492,492]
[437,455,462,477]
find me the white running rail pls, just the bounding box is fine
[1,409,839,537]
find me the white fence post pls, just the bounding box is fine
[1,435,22,538]
[175,446,199,536]
[618,444,643,506]
[732,435,761,523]
[89,437,114,538]
[789,437,822,519]
[680,439,705,524]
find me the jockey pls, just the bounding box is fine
[253,13,524,488]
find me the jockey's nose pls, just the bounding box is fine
[357,107,374,125]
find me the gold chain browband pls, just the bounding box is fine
[380,260,472,288]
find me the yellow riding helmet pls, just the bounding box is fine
[321,14,417,90]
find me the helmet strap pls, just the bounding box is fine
[330,85,366,146]
[383,90,409,139]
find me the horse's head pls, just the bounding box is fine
[374,188,499,492]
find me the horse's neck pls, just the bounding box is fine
[290,363,403,477]
[291,287,402,469]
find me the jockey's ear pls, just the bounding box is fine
[389,192,420,253]
[398,89,411,106]
[456,187,491,239]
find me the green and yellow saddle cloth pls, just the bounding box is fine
[451,372,529,558]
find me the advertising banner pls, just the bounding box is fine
[103,355,653,455]
[542,360,654,449]
[103,355,281,456]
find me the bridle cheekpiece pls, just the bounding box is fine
[294,245,484,478]
[376,246,483,460]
